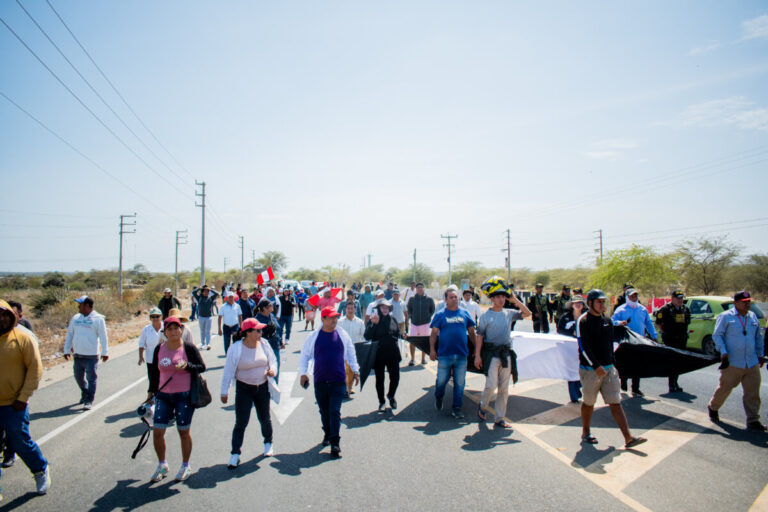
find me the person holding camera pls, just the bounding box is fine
[364,299,402,412]
[221,318,278,468]
[146,317,206,483]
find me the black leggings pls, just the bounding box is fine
[374,358,400,404]
[231,380,272,454]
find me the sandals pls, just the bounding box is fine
[477,405,487,421]
[624,436,647,449]
[495,420,513,429]
[581,433,598,444]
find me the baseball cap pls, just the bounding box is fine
[671,291,685,299]
[375,290,385,297]
[149,307,162,317]
[321,306,340,318]
[164,317,182,328]
[163,288,172,293]
[241,318,267,331]
[74,295,94,306]
[734,291,752,302]
[535,282,544,288]
[625,288,638,297]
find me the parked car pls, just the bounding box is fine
[685,296,766,355]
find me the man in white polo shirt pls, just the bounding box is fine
[218,292,242,353]
[63,295,108,410]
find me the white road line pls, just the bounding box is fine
[36,376,146,447]
[271,371,303,425]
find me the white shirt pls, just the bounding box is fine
[219,302,243,327]
[403,287,417,304]
[461,299,482,322]
[64,311,109,356]
[138,324,162,363]
[339,315,365,343]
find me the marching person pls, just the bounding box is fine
[655,291,691,393]
[221,318,278,467]
[557,294,588,403]
[364,299,402,412]
[402,281,417,306]
[406,282,434,366]
[707,291,765,431]
[157,288,182,320]
[278,288,295,345]
[553,285,572,326]
[390,288,407,337]
[337,289,362,319]
[63,295,108,410]
[138,308,163,380]
[8,301,32,332]
[299,307,360,458]
[613,282,634,314]
[527,283,551,333]
[577,290,647,448]
[192,284,219,351]
[461,289,482,323]
[0,300,50,498]
[430,288,476,419]
[147,316,207,482]
[612,288,657,397]
[364,290,385,324]
[303,300,316,331]
[238,289,255,320]
[295,288,306,321]
[339,301,365,397]
[218,292,243,353]
[254,299,284,382]
[358,285,375,318]
[474,277,531,427]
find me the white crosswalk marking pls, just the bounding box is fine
[270,371,303,424]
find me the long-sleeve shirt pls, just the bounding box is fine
[299,326,360,376]
[576,312,614,369]
[220,339,278,395]
[64,311,109,356]
[338,316,365,343]
[192,288,219,317]
[157,296,181,319]
[0,326,43,405]
[612,303,657,340]
[713,308,764,369]
[407,294,435,325]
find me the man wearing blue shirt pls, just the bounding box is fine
[612,288,657,397]
[707,291,765,431]
[429,289,476,419]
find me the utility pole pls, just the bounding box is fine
[441,233,458,286]
[413,248,417,282]
[238,235,245,284]
[367,253,372,268]
[594,229,604,264]
[224,257,229,273]
[174,229,188,296]
[251,249,256,266]
[501,228,512,284]
[118,213,136,299]
[195,181,206,286]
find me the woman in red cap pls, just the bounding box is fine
[220,318,278,467]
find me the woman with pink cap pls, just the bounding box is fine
[220,318,278,468]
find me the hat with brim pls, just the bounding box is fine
[625,288,638,298]
[74,295,94,306]
[321,306,341,318]
[375,298,392,308]
[734,290,752,302]
[241,318,267,331]
[168,308,189,322]
[163,288,172,294]
[566,295,587,308]
[149,307,162,317]
[319,287,331,296]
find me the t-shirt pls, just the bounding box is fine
[139,324,162,363]
[236,344,269,386]
[477,309,521,347]
[430,308,475,357]
[156,343,191,393]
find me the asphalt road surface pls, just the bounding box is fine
[1,317,767,512]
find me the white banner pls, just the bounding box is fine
[511,332,580,381]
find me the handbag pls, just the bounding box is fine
[189,373,212,408]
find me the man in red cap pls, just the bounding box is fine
[708,291,766,431]
[299,307,360,458]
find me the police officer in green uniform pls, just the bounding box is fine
[553,285,571,325]
[527,283,551,333]
[655,290,691,393]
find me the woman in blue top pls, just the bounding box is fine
[254,299,283,383]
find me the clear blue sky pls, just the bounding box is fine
[1,1,767,275]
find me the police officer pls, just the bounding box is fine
[527,283,551,333]
[655,291,691,393]
[613,282,634,313]
[553,285,571,325]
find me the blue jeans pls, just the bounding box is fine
[153,391,194,430]
[279,316,293,342]
[223,324,238,353]
[267,336,281,383]
[190,302,198,321]
[314,381,346,445]
[198,316,212,347]
[568,381,582,402]
[0,405,47,479]
[435,355,467,410]
[231,380,272,454]
[73,355,98,403]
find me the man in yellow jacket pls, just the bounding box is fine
[0,299,50,500]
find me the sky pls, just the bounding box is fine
[1,1,767,276]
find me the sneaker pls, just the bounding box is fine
[631,389,644,397]
[34,466,51,495]
[78,396,86,405]
[708,406,720,422]
[264,443,274,457]
[2,454,16,468]
[322,435,330,447]
[150,462,169,482]
[378,402,386,412]
[206,345,211,351]
[228,454,240,468]
[747,421,767,432]
[330,445,341,459]
[389,398,397,410]
[452,408,465,420]
[175,464,192,482]
[83,402,93,411]
[435,396,443,412]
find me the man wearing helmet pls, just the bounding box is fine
[577,290,647,449]
[474,277,531,427]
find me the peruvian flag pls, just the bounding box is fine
[306,287,344,308]
[256,267,275,285]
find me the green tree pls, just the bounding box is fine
[727,253,768,299]
[42,272,67,288]
[532,271,551,287]
[393,263,435,286]
[589,245,678,296]
[446,261,487,287]
[676,237,740,295]
[352,265,385,285]
[252,251,288,274]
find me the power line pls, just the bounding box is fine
[0,14,194,200]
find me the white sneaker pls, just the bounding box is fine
[151,462,169,482]
[83,402,93,411]
[228,454,240,468]
[264,443,274,457]
[34,466,51,495]
[175,464,192,481]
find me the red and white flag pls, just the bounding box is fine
[256,267,275,285]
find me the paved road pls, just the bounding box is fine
[1,318,767,511]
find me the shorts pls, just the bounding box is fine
[153,391,194,430]
[305,311,315,321]
[409,323,430,336]
[579,366,621,406]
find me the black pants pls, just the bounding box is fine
[533,318,550,333]
[314,381,345,445]
[664,336,687,390]
[231,380,272,454]
[297,306,304,320]
[620,376,641,392]
[374,358,400,404]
